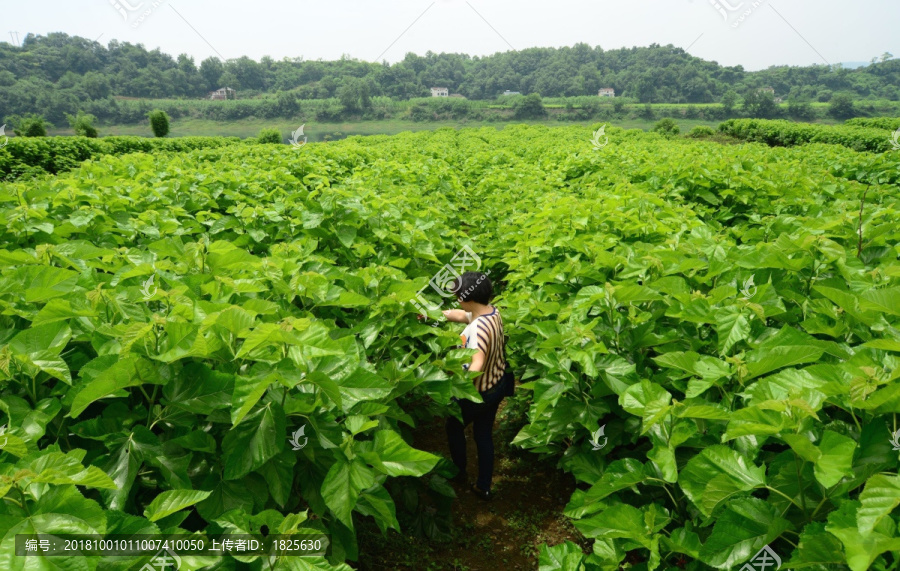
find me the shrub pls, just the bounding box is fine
[687,125,716,138]
[12,113,50,137]
[718,118,892,152]
[256,128,282,144]
[66,112,99,138]
[829,93,857,119]
[148,109,170,137]
[512,93,547,120]
[651,117,680,137]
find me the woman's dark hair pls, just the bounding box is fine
[449,271,492,304]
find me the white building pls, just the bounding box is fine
[209,87,236,100]
[598,88,615,98]
[502,90,521,96]
[431,87,449,97]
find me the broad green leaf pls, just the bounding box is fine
[221,401,286,480]
[355,484,401,535]
[826,500,900,571]
[69,355,165,418]
[620,380,671,433]
[538,540,586,571]
[573,503,651,548]
[715,308,751,355]
[653,351,731,381]
[320,458,376,530]
[9,321,73,384]
[0,433,28,457]
[256,452,297,508]
[859,287,900,316]
[363,430,440,477]
[698,497,791,569]
[99,425,161,510]
[782,433,820,464]
[0,485,105,570]
[856,474,900,535]
[784,522,845,569]
[143,489,212,522]
[744,327,826,379]
[724,406,785,440]
[813,431,856,488]
[678,445,766,517]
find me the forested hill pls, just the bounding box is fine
[1,32,898,119]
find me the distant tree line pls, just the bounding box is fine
[0,33,897,126]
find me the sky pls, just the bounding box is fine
[0,0,897,71]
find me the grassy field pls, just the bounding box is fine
[50,116,731,140]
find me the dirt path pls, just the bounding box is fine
[356,399,589,571]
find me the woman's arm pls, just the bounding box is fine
[468,349,486,373]
[442,309,470,323]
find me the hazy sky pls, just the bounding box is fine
[1,0,897,70]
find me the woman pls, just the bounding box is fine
[443,271,513,501]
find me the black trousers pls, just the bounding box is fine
[445,374,511,491]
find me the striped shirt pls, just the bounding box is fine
[459,306,507,392]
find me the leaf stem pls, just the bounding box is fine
[765,485,803,512]
[15,485,31,516]
[793,451,808,520]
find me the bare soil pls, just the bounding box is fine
[355,399,589,571]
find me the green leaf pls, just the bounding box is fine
[573,503,651,548]
[8,265,79,303]
[0,485,105,570]
[143,489,212,522]
[256,452,297,508]
[336,368,394,411]
[583,459,649,503]
[744,327,827,379]
[856,474,900,535]
[723,405,786,440]
[715,308,751,355]
[23,450,117,490]
[221,401,286,480]
[69,354,164,418]
[785,522,847,569]
[813,430,856,488]
[320,458,376,530]
[355,484,401,535]
[99,425,161,510]
[859,286,900,316]
[538,540,586,571]
[698,497,790,569]
[826,500,900,571]
[9,321,73,383]
[678,445,766,517]
[362,430,440,477]
[0,433,28,457]
[653,351,731,381]
[620,380,671,433]
[663,526,701,559]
